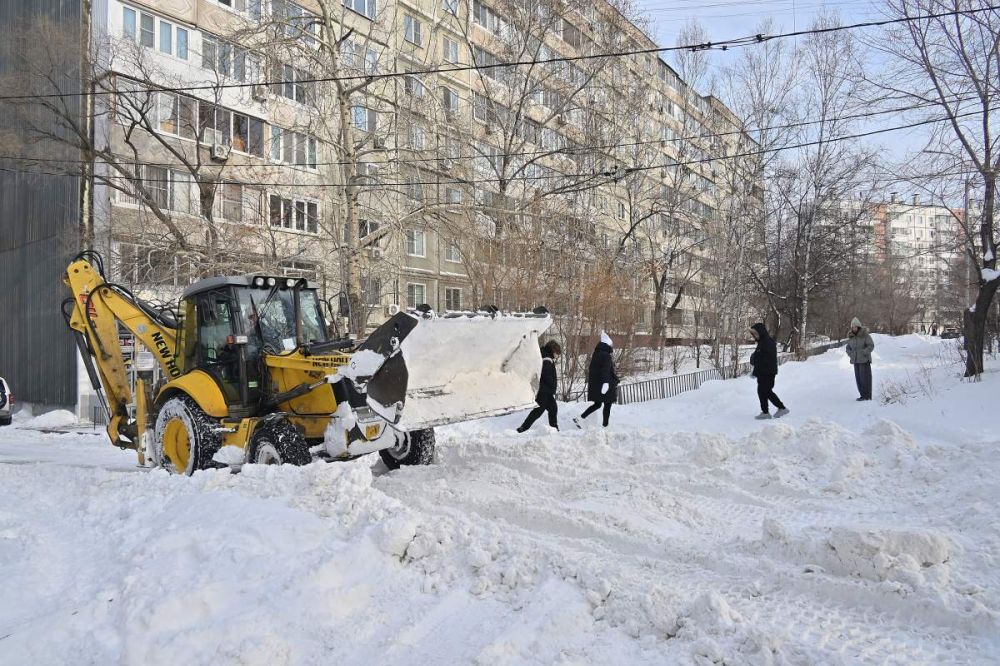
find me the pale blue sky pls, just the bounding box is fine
[633,0,927,169]
[634,0,880,50]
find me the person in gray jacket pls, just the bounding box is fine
[846,317,875,401]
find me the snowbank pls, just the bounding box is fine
[0,334,997,664]
[24,409,78,429]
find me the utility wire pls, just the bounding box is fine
[0,109,987,188]
[0,5,995,102]
[0,93,983,172]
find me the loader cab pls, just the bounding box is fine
[176,275,331,413]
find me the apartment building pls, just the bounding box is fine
[873,194,966,331]
[3,0,747,412]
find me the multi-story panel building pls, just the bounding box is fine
[873,194,966,331]
[6,0,750,413]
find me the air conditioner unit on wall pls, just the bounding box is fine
[251,84,268,102]
[211,143,231,162]
[385,303,401,316]
[369,247,382,259]
[374,137,387,149]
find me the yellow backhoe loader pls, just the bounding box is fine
[63,251,551,473]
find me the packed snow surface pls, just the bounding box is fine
[1,335,998,664]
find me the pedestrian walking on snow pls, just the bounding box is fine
[517,340,562,432]
[749,323,788,420]
[576,332,619,428]
[846,317,875,401]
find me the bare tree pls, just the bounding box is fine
[0,14,316,293]
[771,14,877,351]
[876,0,1000,376]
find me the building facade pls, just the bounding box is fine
[873,194,966,332]
[6,0,750,413]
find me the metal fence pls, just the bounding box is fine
[568,340,846,406]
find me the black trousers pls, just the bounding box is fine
[520,395,558,430]
[854,362,872,400]
[756,375,785,413]
[581,398,613,426]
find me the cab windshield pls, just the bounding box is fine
[238,287,327,353]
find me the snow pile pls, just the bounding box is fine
[0,333,998,663]
[24,409,79,429]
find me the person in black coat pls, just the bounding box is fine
[749,323,788,419]
[517,340,562,432]
[576,332,619,427]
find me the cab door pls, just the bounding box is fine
[195,289,241,404]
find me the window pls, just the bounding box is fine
[445,188,462,204]
[269,195,319,233]
[442,87,459,114]
[406,181,424,201]
[202,33,257,83]
[560,20,581,48]
[272,63,311,104]
[199,102,231,145]
[140,13,155,48]
[404,73,425,98]
[473,1,504,34]
[269,128,318,167]
[177,27,188,59]
[159,21,172,54]
[473,46,504,81]
[473,93,506,124]
[445,288,462,311]
[405,229,426,256]
[145,165,169,209]
[442,37,459,63]
[230,114,266,156]
[123,7,136,39]
[344,0,376,19]
[220,183,244,222]
[409,124,426,150]
[211,0,256,12]
[351,106,377,132]
[272,1,318,47]
[404,15,422,46]
[445,242,461,262]
[406,283,426,308]
[119,165,193,214]
[362,277,382,305]
[443,0,459,15]
[360,219,380,237]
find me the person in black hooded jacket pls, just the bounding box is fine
[517,340,562,432]
[576,332,619,428]
[749,323,788,419]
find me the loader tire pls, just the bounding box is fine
[154,395,221,475]
[379,428,435,470]
[247,419,312,466]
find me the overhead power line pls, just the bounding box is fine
[0,5,995,102]
[0,109,987,189]
[0,93,983,173]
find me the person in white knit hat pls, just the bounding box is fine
[576,331,619,427]
[846,317,875,401]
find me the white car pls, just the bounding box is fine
[0,377,11,426]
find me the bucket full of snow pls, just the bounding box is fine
[361,310,552,430]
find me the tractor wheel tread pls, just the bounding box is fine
[379,428,436,470]
[247,419,312,466]
[153,395,221,475]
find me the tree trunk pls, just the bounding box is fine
[964,174,998,377]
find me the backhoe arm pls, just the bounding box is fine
[64,257,180,449]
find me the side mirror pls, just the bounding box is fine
[338,292,351,318]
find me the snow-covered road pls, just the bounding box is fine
[1,335,997,664]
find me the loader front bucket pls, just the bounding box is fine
[362,310,552,430]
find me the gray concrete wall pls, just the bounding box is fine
[0,0,84,408]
